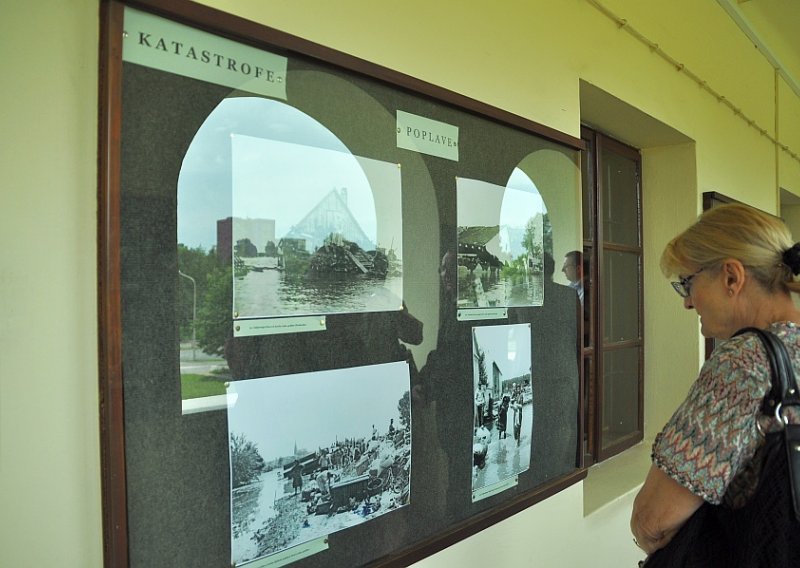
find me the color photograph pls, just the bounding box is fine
[175,98,404,400]
[456,172,546,310]
[231,135,403,320]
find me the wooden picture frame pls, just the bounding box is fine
[98,1,586,565]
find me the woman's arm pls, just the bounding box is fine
[630,464,704,555]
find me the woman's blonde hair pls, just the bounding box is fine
[660,203,800,294]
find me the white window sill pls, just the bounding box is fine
[583,441,651,516]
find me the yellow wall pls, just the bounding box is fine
[779,78,800,194]
[0,1,103,566]
[2,1,798,566]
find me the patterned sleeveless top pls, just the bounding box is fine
[652,321,800,508]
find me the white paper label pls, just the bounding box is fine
[238,536,328,567]
[457,307,508,321]
[233,316,327,337]
[123,7,287,100]
[472,475,518,502]
[396,110,459,161]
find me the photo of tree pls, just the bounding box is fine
[456,172,546,310]
[226,361,411,565]
[471,324,532,494]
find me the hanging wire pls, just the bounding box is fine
[585,0,800,164]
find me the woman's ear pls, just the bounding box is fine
[721,259,746,294]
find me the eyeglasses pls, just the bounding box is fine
[671,268,704,298]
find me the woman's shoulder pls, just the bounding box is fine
[767,321,800,346]
[703,322,800,382]
[726,322,799,351]
[703,331,761,372]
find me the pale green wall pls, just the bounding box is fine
[0,1,103,566]
[779,78,800,195]
[2,1,799,566]
[782,204,800,241]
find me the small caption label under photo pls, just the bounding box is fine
[457,307,508,322]
[237,535,328,568]
[472,475,519,502]
[233,315,327,337]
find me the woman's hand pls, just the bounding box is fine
[631,465,704,555]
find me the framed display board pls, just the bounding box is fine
[98,1,586,566]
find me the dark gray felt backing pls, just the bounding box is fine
[120,53,580,567]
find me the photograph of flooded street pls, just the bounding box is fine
[456,174,546,311]
[471,324,533,496]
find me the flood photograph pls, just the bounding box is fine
[226,361,412,566]
[456,174,546,311]
[231,135,403,320]
[470,324,533,495]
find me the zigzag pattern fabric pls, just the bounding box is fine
[653,322,800,507]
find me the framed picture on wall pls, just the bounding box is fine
[98,1,586,566]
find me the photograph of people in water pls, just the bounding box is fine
[470,324,533,494]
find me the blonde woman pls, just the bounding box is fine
[631,204,800,562]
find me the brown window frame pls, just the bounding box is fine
[581,126,645,464]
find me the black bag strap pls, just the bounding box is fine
[734,326,800,520]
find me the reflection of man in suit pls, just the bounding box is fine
[562,250,585,303]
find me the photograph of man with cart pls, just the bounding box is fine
[226,361,411,566]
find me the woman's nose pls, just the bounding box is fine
[683,295,694,309]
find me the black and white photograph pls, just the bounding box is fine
[226,361,412,566]
[456,172,546,310]
[231,134,403,320]
[471,324,533,492]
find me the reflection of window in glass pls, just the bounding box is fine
[175,97,403,401]
[503,168,547,266]
[455,174,548,310]
[230,134,403,319]
[177,97,358,256]
[580,126,643,464]
[232,135,377,256]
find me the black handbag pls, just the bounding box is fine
[643,327,800,568]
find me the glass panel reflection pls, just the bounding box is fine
[602,250,640,342]
[601,147,638,246]
[601,346,639,450]
[456,173,547,310]
[581,138,594,239]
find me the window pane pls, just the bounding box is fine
[581,138,594,238]
[601,147,638,246]
[601,347,640,450]
[583,355,595,463]
[582,245,593,349]
[602,250,640,342]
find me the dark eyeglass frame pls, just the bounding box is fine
[671,268,704,298]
